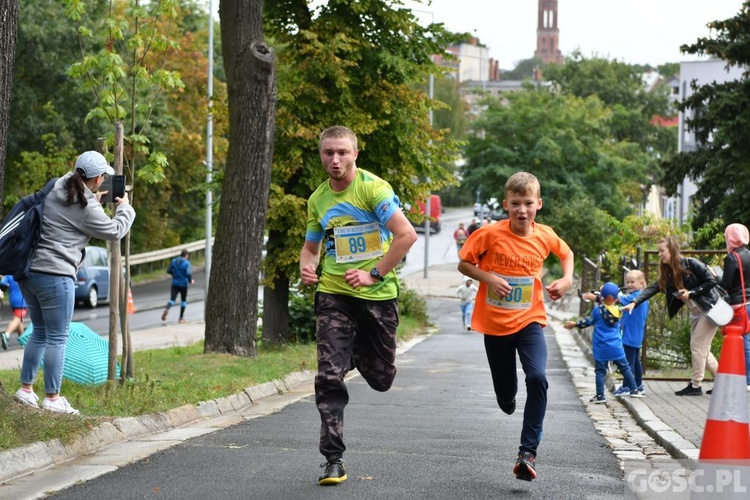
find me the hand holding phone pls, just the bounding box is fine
[100,175,126,203]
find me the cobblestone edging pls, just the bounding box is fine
[551,320,676,467]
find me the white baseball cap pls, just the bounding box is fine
[75,151,115,178]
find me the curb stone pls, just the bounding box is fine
[550,309,702,461]
[0,369,316,485]
[550,316,675,466]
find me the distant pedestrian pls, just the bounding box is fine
[458,171,574,482]
[565,282,645,403]
[161,249,194,324]
[622,237,721,396]
[0,274,28,350]
[467,218,480,235]
[13,151,135,415]
[455,277,478,331]
[612,270,649,395]
[718,223,750,390]
[454,222,469,253]
[299,126,417,485]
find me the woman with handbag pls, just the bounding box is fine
[719,223,750,391]
[622,237,722,396]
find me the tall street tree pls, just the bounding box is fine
[0,0,18,199]
[660,2,750,228]
[204,0,275,356]
[261,0,462,345]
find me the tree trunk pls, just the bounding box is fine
[0,0,19,199]
[262,273,290,345]
[205,0,275,355]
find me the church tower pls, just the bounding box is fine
[534,0,563,64]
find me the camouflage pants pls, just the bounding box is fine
[314,292,399,459]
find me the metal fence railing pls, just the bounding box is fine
[127,239,213,276]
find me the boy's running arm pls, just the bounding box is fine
[545,250,574,301]
[457,260,512,297]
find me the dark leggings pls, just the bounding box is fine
[484,323,548,457]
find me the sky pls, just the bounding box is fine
[404,0,743,70]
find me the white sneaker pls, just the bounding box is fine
[41,396,80,415]
[14,388,39,408]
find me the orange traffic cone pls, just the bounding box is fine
[127,287,137,315]
[698,323,750,460]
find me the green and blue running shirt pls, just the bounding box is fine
[305,168,402,299]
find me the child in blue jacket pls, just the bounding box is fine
[564,282,644,403]
[613,270,649,395]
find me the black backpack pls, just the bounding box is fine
[0,178,58,281]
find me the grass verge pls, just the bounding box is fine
[0,315,426,452]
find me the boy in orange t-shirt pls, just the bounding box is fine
[458,172,574,482]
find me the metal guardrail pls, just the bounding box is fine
[127,239,213,275]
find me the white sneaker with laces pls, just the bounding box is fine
[14,388,39,408]
[41,396,80,415]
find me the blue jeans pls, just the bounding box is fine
[484,323,548,457]
[595,357,638,397]
[18,272,75,395]
[459,302,474,328]
[623,345,642,387]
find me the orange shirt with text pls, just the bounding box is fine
[458,220,571,336]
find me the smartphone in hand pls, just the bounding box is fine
[100,175,126,203]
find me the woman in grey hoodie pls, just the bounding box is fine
[13,151,136,415]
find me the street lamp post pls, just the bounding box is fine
[410,7,436,280]
[204,0,214,291]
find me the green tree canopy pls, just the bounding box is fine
[461,87,653,258]
[660,2,750,229]
[502,57,544,81]
[259,0,463,343]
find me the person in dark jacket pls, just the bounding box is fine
[719,223,750,390]
[622,237,721,396]
[160,249,194,324]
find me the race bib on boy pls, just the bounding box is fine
[333,222,383,263]
[486,274,534,309]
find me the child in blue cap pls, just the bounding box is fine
[564,282,644,403]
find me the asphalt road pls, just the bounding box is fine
[48,298,626,499]
[0,270,208,353]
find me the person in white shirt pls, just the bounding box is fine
[456,277,479,331]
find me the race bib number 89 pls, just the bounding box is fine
[334,222,384,263]
[486,274,534,309]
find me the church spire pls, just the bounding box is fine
[534,0,563,64]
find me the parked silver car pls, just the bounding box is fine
[75,246,111,308]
